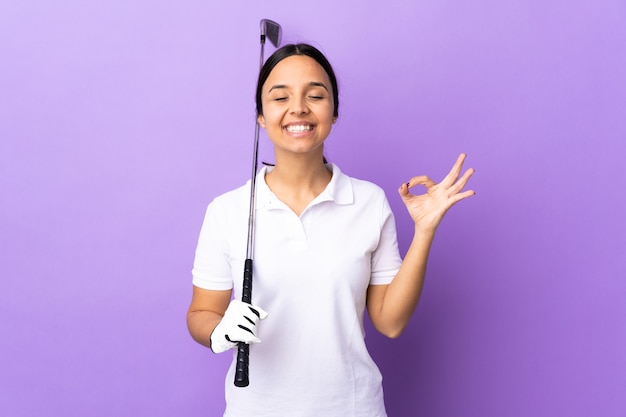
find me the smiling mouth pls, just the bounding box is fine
[285,124,314,133]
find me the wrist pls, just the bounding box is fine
[414,223,437,236]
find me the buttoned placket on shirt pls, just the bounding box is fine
[255,165,347,252]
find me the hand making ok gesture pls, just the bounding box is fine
[398,153,476,232]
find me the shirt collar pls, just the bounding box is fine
[255,163,354,211]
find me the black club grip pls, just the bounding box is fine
[234,259,254,387]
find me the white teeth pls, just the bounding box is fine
[286,125,313,133]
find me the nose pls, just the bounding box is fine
[289,95,309,115]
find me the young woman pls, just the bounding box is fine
[187,43,475,416]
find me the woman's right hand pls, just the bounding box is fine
[210,300,269,353]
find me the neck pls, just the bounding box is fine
[269,146,330,186]
[264,151,332,215]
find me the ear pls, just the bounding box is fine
[257,115,266,128]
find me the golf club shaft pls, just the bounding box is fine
[234,123,260,387]
[234,20,278,387]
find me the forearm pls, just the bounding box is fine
[186,287,231,350]
[369,225,436,338]
[187,310,223,349]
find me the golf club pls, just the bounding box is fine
[234,18,282,388]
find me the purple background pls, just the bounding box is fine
[1,1,625,416]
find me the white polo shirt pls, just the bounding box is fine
[192,163,402,417]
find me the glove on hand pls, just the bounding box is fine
[210,299,268,354]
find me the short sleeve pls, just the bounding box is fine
[370,194,402,285]
[191,201,234,291]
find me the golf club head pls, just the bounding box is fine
[260,19,282,47]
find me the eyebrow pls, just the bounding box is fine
[268,82,329,93]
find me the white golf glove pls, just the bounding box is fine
[210,299,268,354]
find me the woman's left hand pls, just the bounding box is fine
[398,153,475,232]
